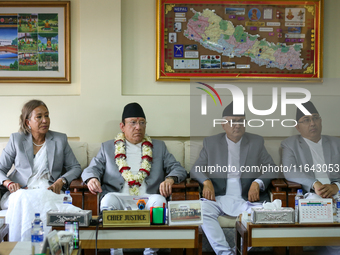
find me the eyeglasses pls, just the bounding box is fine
[226,119,246,125]
[298,116,321,124]
[126,121,147,127]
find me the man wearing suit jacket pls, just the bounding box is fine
[81,102,187,255]
[191,102,276,255]
[282,101,340,197]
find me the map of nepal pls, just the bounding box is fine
[184,8,304,70]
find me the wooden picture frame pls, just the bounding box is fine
[0,1,70,83]
[156,0,323,82]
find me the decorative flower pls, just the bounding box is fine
[142,141,153,148]
[143,147,153,157]
[141,160,151,171]
[114,132,153,195]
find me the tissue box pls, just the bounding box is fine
[46,210,92,226]
[251,208,294,224]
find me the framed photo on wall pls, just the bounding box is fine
[0,1,70,83]
[156,0,323,82]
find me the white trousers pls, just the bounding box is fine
[201,196,261,255]
[101,193,166,255]
[201,199,235,255]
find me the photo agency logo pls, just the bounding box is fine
[196,82,312,128]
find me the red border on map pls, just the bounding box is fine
[159,0,321,80]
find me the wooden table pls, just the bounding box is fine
[236,220,340,255]
[0,224,9,242]
[53,224,202,255]
[0,241,81,255]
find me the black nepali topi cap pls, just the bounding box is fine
[296,101,318,122]
[222,101,245,117]
[122,102,146,121]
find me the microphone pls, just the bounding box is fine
[137,199,146,210]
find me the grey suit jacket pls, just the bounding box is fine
[281,135,340,192]
[0,131,82,187]
[81,139,187,198]
[191,132,277,202]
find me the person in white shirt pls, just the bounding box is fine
[281,101,340,197]
[81,102,187,255]
[191,101,277,255]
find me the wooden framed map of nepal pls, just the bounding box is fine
[156,0,323,82]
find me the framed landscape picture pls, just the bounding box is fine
[156,0,323,81]
[0,1,70,83]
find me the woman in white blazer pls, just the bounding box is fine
[0,99,82,241]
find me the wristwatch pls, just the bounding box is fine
[59,177,68,187]
[166,176,177,183]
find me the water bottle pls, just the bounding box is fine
[337,190,340,223]
[295,189,303,223]
[63,190,72,204]
[31,213,44,255]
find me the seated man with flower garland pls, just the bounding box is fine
[81,102,187,255]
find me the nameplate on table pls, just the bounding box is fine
[103,210,150,227]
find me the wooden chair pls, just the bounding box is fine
[285,180,302,208]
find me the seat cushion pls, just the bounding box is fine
[184,140,203,173]
[218,215,237,228]
[87,143,102,166]
[163,141,184,168]
[68,141,88,171]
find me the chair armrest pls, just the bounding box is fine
[186,179,200,188]
[171,181,186,201]
[172,182,186,189]
[84,190,100,216]
[285,180,302,208]
[69,178,85,210]
[69,179,99,216]
[271,178,287,191]
[69,178,85,191]
[269,178,288,206]
[285,180,302,190]
[185,179,200,200]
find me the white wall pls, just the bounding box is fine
[0,0,339,142]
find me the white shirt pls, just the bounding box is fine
[225,135,264,196]
[27,143,50,189]
[226,136,242,197]
[210,135,264,217]
[303,137,340,191]
[120,140,147,195]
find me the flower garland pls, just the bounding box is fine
[114,132,153,195]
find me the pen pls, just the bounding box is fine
[21,185,27,189]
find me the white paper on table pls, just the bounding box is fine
[9,241,31,255]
